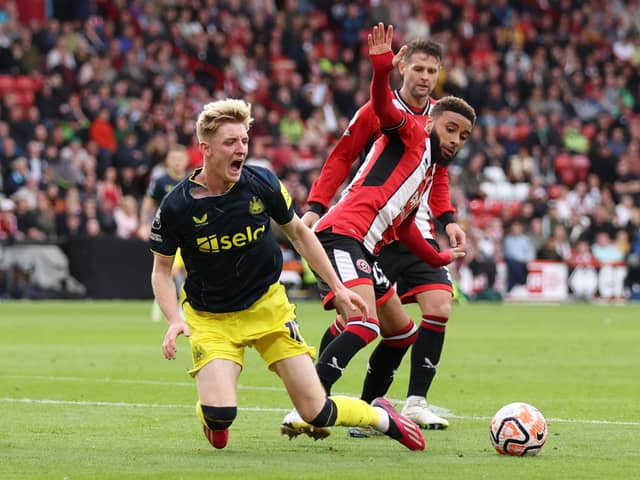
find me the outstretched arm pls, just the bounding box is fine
[281,215,369,318]
[305,104,379,222]
[397,215,466,267]
[369,23,404,129]
[429,167,466,248]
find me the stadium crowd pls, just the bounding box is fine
[1,0,640,300]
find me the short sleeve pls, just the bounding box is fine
[145,177,156,198]
[151,180,166,205]
[149,199,180,257]
[260,170,295,225]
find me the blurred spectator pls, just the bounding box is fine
[458,151,487,200]
[113,131,148,170]
[506,146,537,184]
[537,237,563,261]
[615,194,635,227]
[4,156,29,196]
[582,206,617,245]
[89,108,117,153]
[528,216,546,253]
[0,197,18,241]
[113,195,139,239]
[568,240,597,268]
[57,138,89,188]
[503,219,536,292]
[46,37,76,71]
[245,139,274,172]
[96,166,121,214]
[551,224,572,261]
[465,229,497,292]
[0,0,639,303]
[13,191,46,241]
[279,107,304,146]
[32,190,57,240]
[591,231,624,264]
[613,158,640,206]
[566,180,596,218]
[615,229,631,258]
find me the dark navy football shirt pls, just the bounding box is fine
[150,165,295,313]
[146,172,185,205]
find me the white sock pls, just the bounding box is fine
[373,407,390,432]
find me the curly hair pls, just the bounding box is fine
[431,96,476,126]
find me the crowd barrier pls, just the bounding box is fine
[65,237,154,299]
[458,260,629,302]
[1,239,154,299]
[1,241,632,302]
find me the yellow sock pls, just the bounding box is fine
[195,400,206,427]
[178,286,186,306]
[330,395,381,428]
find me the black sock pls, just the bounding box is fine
[361,341,410,403]
[384,415,402,439]
[316,331,367,395]
[407,326,445,398]
[309,398,338,427]
[318,326,337,357]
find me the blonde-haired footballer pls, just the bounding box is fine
[149,98,425,451]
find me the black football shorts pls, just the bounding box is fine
[313,230,395,309]
[378,239,453,304]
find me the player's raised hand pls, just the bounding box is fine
[368,22,394,55]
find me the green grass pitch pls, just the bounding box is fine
[1,301,639,480]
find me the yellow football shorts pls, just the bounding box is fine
[184,282,315,376]
[172,247,185,271]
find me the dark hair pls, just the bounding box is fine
[431,96,476,126]
[403,39,443,63]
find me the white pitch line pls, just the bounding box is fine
[0,397,289,412]
[0,396,637,426]
[3,374,283,391]
[441,413,640,426]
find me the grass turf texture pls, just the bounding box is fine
[1,301,639,480]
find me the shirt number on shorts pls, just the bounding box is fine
[285,320,304,343]
[444,265,452,283]
[372,262,390,289]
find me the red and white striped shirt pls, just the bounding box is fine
[315,51,439,256]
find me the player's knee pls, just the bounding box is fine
[344,317,380,345]
[426,300,452,320]
[200,405,237,430]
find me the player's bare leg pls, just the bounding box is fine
[195,359,241,449]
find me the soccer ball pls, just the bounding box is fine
[489,402,547,456]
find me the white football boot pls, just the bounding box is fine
[280,409,331,440]
[401,396,449,430]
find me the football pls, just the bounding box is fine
[489,402,548,456]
